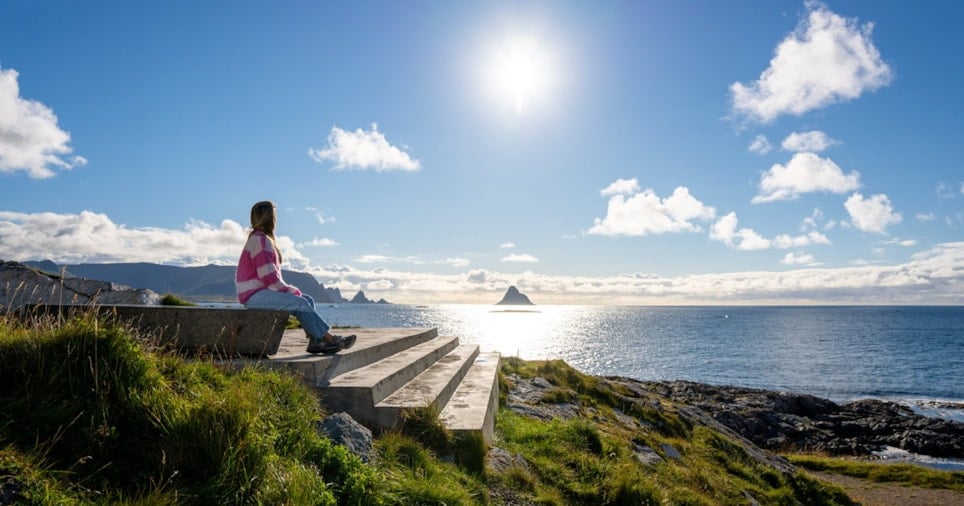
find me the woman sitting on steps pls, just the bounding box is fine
[235,200,355,355]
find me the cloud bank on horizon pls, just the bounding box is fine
[0,1,962,304]
[0,209,960,304]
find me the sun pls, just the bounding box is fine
[483,35,555,115]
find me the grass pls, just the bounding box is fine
[789,454,964,492]
[4,311,954,505]
[375,432,488,505]
[494,357,856,505]
[0,312,388,504]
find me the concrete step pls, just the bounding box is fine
[439,352,502,444]
[265,327,437,386]
[320,335,460,426]
[374,344,480,428]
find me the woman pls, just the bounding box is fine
[236,200,355,354]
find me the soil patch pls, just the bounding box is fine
[808,471,964,506]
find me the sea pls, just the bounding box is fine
[221,302,964,468]
[309,304,964,422]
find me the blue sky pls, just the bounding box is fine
[1,0,962,304]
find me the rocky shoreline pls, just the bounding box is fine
[638,380,964,460]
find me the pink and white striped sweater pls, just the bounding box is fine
[235,231,302,304]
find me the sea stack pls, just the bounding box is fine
[496,286,534,305]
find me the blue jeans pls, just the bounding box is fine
[243,290,330,340]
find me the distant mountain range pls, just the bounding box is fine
[22,261,388,304]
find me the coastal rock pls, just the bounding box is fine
[633,443,663,466]
[506,372,796,476]
[496,286,534,305]
[486,447,532,475]
[505,375,581,421]
[349,290,391,304]
[0,260,160,310]
[644,380,964,459]
[317,412,374,463]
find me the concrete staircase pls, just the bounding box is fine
[263,327,501,443]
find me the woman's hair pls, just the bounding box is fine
[249,200,282,263]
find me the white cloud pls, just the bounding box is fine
[500,242,516,249]
[709,212,771,250]
[773,231,831,248]
[0,210,309,267]
[748,135,772,155]
[710,212,831,251]
[354,254,469,268]
[0,67,87,179]
[310,242,964,305]
[937,183,958,199]
[600,178,641,197]
[440,257,471,268]
[801,208,824,231]
[753,152,861,203]
[301,237,340,248]
[781,252,816,265]
[729,2,892,123]
[781,131,838,152]
[467,269,489,283]
[308,123,420,172]
[844,192,902,233]
[589,186,716,236]
[916,213,935,222]
[366,279,394,291]
[306,207,336,225]
[3,208,962,304]
[501,253,539,263]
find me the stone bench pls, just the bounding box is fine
[26,305,290,357]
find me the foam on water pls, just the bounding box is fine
[873,446,964,472]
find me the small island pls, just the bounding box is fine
[496,285,534,305]
[350,290,390,304]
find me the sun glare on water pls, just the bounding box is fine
[482,34,556,115]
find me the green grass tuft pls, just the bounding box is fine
[159,294,195,306]
[375,432,489,504]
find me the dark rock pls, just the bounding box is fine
[486,447,531,475]
[317,412,373,463]
[660,443,682,461]
[0,475,24,505]
[639,380,964,459]
[350,290,383,304]
[633,443,663,466]
[1,260,160,309]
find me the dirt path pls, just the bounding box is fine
[809,471,964,506]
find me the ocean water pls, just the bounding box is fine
[312,304,964,422]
